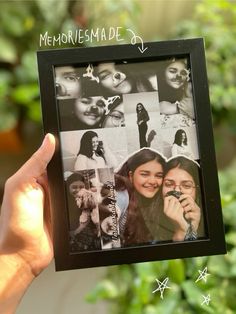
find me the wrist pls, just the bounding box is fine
[172,229,186,241]
[0,253,35,313]
[172,221,188,241]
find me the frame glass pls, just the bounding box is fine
[37,38,226,271]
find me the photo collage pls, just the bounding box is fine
[55,58,205,254]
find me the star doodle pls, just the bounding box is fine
[152,277,171,299]
[195,266,210,283]
[201,294,211,306]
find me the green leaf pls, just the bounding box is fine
[167,259,185,284]
[208,255,231,278]
[134,262,157,282]
[86,279,119,303]
[226,232,236,246]
[0,2,32,37]
[11,84,39,105]
[0,101,18,131]
[181,280,202,307]
[14,51,38,83]
[35,0,68,27]
[133,277,151,305]
[151,289,181,314]
[0,37,17,63]
[181,280,215,313]
[27,100,42,123]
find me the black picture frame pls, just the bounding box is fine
[37,38,226,271]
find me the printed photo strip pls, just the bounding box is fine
[37,39,226,270]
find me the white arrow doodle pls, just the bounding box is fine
[127,29,148,53]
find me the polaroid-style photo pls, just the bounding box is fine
[37,39,226,270]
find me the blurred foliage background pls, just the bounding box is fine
[1,0,236,313]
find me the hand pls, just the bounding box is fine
[163,195,188,240]
[179,194,201,233]
[159,101,178,115]
[0,133,56,276]
[101,142,117,168]
[178,82,195,119]
[91,207,99,225]
[178,97,195,119]
[79,210,90,224]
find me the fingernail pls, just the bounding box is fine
[40,134,49,148]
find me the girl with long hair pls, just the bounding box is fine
[156,58,194,119]
[159,156,204,241]
[136,103,150,148]
[74,131,117,171]
[171,129,193,158]
[115,148,166,246]
[96,62,156,96]
[58,76,106,131]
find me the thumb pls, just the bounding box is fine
[17,133,56,180]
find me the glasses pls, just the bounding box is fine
[163,179,197,192]
[107,112,125,126]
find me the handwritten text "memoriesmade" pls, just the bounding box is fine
[39,27,125,47]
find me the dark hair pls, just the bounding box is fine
[173,129,187,146]
[158,156,202,241]
[156,58,188,103]
[66,172,85,186]
[136,102,146,113]
[78,131,98,158]
[78,131,105,161]
[80,75,102,97]
[58,96,104,131]
[107,95,122,112]
[165,156,200,187]
[115,149,166,246]
[100,96,123,127]
[129,62,156,94]
[117,148,165,181]
[95,62,155,97]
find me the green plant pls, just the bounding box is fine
[0,0,79,130]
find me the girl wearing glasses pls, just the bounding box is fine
[159,156,204,242]
[102,96,125,128]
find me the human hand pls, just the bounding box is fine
[163,195,188,240]
[178,82,195,119]
[0,133,56,277]
[159,101,179,115]
[179,194,201,233]
[91,207,99,225]
[79,210,90,224]
[178,97,195,119]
